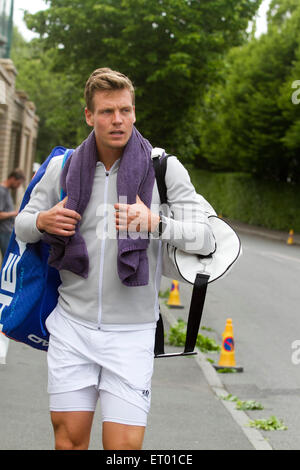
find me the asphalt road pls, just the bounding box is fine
[162,232,300,450]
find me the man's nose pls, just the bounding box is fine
[112,111,122,123]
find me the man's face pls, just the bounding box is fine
[10,178,24,189]
[85,88,136,153]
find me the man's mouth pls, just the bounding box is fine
[110,130,125,136]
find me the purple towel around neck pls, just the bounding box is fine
[117,127,155,286]
[42,127,155,286]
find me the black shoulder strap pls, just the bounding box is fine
[152,154,169,205]
[152,154,209,358]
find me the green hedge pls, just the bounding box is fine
[188,168,300,233]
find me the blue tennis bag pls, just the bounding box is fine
[0,146,73,351]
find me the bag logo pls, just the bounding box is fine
[27,334,49,347]
[0,253,22,319]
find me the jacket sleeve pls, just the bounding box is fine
[156,156,216,255]
[14,156,62,243]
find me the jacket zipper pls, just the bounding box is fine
[97,169,110,329]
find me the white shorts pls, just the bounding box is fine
[46,307,156,427]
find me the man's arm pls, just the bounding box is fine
[0,210,18,221]
[156,156,216,255]
[36,197,81,237]
[114,156,216,255]
[15,156,81,243]
[0,188,18,220]
[36,197,81,236]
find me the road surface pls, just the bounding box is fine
[162,232,300,450]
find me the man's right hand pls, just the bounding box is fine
[36,197,81,236]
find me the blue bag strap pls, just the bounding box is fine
[60,149,73,201]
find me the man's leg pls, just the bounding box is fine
[51,411,94,450]
[100,390,148,450]
[49,386,99,450]
[102,422,145,450]
[98,329,155,450]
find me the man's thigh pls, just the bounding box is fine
[100,389,148,450]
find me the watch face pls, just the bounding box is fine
[159,215,166,237]
[158,219,163,236]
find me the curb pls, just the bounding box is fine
[227,220,300,246]
[161,307,273,451]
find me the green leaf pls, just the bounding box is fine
[235,400,264,410]
[168,319,220,353]
[220,394,238,402]
[248,416,288,431]
[158,289,170,299]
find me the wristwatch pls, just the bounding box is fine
[158,215,163,237]
[157,211,167,238]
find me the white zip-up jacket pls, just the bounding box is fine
[15,153,215,331]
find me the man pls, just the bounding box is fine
[0,169,25,259]
[15,68,215,450]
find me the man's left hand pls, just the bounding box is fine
[114,195,160,233]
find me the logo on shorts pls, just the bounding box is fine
[142,389,150,398]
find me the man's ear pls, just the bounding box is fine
[133,105,136,124]
[85,107,94,127]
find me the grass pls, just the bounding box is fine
[168,318,220,353]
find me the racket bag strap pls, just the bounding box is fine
[154,312,165,357]
[184,273,209,354]
[154,273,209,358]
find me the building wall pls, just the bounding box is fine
[0,58,39,206]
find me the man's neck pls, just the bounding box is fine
[97,145,124,171]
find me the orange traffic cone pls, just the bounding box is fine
[213,318,243,372]
[287,229,294,245]
[167,280,184,309]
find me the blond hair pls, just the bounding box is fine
[84,67,135,111]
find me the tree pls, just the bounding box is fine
[24,0,262,159]
[270,0,300,181]
[198,0,300,182]
[11,28,88,162]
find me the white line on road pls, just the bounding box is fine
[245,247,300,265]
[259,251,300,264]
